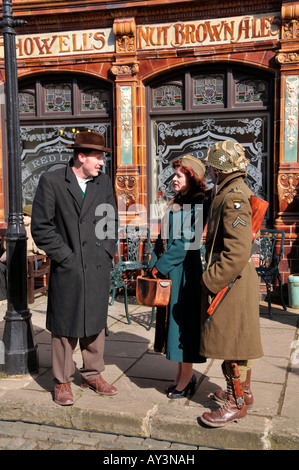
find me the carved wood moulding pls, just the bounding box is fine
[110,17,138,78]
[277,2,299,65]
[110,63,139,77]
[113,17,136,54]
[115,166,139,210]
[278,170,299,213]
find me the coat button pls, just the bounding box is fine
[82,241,86,246]
[96,241,101,246]
[97,264,102,269]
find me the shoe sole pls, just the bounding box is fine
[54,399,74,406]
[200,415,241,428]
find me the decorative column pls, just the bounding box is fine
[276,3,299,225]
[275,2,299,279]
[111,17,143,225]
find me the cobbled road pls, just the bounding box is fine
[0,419,218,451]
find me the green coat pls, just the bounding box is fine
[201,172,263,361]
[149,193,207,363]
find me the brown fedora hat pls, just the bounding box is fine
[66,131,112,152]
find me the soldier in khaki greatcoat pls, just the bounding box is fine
[199,140,263,427]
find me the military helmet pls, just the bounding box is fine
[204,140,249,173]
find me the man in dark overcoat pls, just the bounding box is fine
[199,139,263,427]
[31,131,118,405]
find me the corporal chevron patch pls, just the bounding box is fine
[232,215,246,228]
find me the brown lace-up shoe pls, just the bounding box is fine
[201,382,247,427]
[213,369,253,408]
[81,375,118,396]
[54,383,74,406]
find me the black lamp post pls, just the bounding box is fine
[0,0,38,375]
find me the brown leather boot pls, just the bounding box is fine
[54,383,74,406]
[201,382,247,427]
[213,369,253,408]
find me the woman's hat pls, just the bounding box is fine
[180,155,205,179]
[23,204,32,217]
[66,131,112,152]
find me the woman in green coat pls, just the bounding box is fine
[149,155,209,399]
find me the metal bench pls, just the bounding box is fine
[256,229,287,318]
[27,254,50,304]
[110,226,153,328]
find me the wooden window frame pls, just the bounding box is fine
[19,76,112,121]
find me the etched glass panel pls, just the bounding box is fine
[236,80,268,103]
[151,115,269,218]
[153,85,182,107]
[19,92,36,114]
[82,88,110,112]
[193,74,224,105]
[45,84,72,113]
[20,123,112,205]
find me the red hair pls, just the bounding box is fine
[172,159,206,192]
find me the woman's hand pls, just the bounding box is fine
[149,267,159,279]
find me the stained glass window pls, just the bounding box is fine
[236,80,268,103]
[19,92,35,114]
[82,89,109,111]
[45,84,72,113]
[153,85,182,107]
[193,74,224,105]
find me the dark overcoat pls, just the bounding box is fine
[149,193,208,363]
[201,171,263,361]
[31,163,118,338]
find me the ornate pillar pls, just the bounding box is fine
[111,17,144,225]
[275,2,299,279]
[276,3,299,226]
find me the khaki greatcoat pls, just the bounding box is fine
[200,171,263,361]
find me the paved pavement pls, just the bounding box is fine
[0,295,299,451]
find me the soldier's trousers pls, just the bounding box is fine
[222,360,253,383]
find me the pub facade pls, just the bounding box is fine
[0,0,299,301]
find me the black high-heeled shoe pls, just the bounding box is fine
[167,374,196,399]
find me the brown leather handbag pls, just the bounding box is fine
[136,275,172,307]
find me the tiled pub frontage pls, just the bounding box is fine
[0,0,299,304]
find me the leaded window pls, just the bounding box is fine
[19,92,36,114]
[236,79,268,103]
[82,88,110,112]
[153,84,183,107]
[193,74,224,105]
[45,84,72,113]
